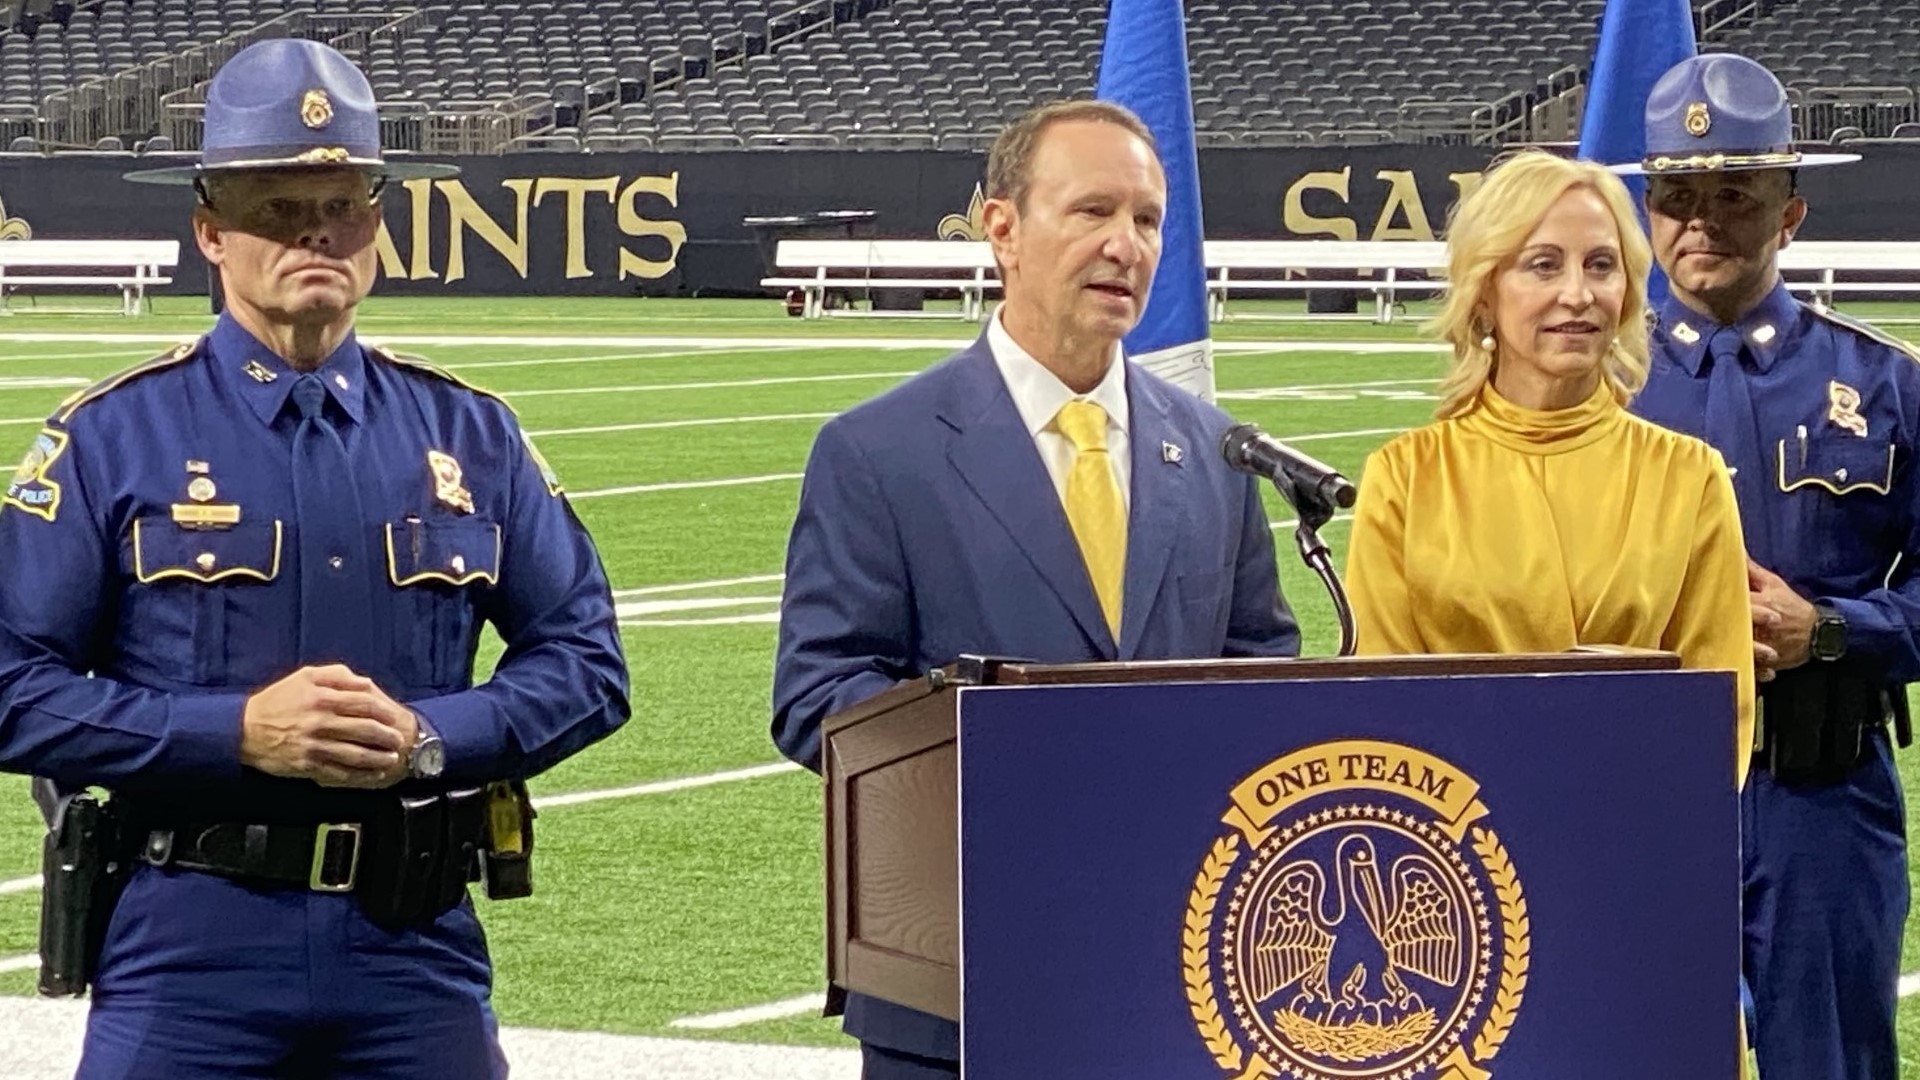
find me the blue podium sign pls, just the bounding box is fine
[957,670,1738,1079]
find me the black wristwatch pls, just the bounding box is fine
[1810,602,1848,662]
[408,714,446,780]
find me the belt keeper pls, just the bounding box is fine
[143,829,173,866]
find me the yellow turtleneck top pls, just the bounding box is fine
[1344,380,1755,787]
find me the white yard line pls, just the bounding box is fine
[621,613,784,628]
[1272,512,1357,532]
[505,371,918,398]
[529,413,835,438]
[615,596,779,618]
[0,997,858,1080]
[570,473,803,499]
[531,762,802,810]
[1901,972,1920,997]
[0,331,1446,353]
[1279,426,1409,443]
[450,346,804,371]
[0,952,39,974]
[0,377,89,391]
[0,348,156,361]
[670,994,827,1030]
[0,874,41,895]
[614,574,784,598]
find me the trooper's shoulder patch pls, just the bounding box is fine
[369,344,515,410]
[1806,305,1920,365]
[4,426,71,522]
[522,431,563,497]
[55,338,202,423]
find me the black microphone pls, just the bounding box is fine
[1220,423,1357,510]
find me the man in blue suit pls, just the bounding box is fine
[772,100,1301,1079]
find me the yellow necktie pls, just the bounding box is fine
[1055,399,1126,636]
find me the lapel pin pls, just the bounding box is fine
[1162,440,1184,465]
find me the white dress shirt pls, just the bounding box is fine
[986,311,1133,513]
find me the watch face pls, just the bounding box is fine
[414,740,446,778]
[1814,616,1847,660]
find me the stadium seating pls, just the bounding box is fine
[3,0,1920,150]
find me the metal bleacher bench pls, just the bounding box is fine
[762,239,999,319]
[0,239,181,316]
[762,238,1449,323]
[766,238,1920,323]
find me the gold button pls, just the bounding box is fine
[196,552,216,572]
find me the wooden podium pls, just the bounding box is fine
[819,650,1687,1024]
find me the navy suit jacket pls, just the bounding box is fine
[771,336,1300,1059]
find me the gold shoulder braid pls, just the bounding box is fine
[1806,306,1920,365]
[370,344,563,497]
[56,338,203,423]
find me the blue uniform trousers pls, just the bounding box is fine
[1743,730,1907,1080]
[861,1044,959,1080]
[78,865,506,1079]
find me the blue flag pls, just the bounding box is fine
[1577,0,1695,302]
[1096,0,1214,401]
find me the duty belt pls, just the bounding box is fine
[135,789,490,929]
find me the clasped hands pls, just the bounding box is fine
[1749,558,1816,683]
[240,664,421,788]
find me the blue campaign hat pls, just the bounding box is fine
[125,38,458,185]
[1612,53,1858,176]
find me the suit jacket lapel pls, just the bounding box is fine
[940,340,1113,655]
[1117,365,1182,660]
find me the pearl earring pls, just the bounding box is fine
[1480,332,1496,352]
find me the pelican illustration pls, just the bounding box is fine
[1245,833,1464,1020]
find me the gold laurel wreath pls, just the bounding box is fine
[1184,833,1243,1072]
[1469,826,1531,1063]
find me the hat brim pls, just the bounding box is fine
[123,156,461,185]
[1611,151,1862,176]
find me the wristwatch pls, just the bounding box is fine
[408,714,446,780]
[1810,602,1848,663]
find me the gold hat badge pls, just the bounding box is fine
[1685,102,1712,138]
[301,89,334,131]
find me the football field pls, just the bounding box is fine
[0,296,1917,1076]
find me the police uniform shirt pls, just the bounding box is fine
[1633,281,1920,684]
[0,314,629,814]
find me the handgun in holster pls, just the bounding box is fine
[1760,668,1887,787]
[38,791,128,997]
[480,780,536,901]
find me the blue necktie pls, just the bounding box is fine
[1702,329,1773,560]
[289,374,379,669]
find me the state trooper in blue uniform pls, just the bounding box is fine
[1619,54,1912,1080]
[0,39,630,1078]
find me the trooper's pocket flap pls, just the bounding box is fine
[386,519,502,587]
[132,518,283,584]
[1777,436,1895,496]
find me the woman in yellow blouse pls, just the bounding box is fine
[1343,150,1755,786]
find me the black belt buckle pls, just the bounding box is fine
[309,823,361,893]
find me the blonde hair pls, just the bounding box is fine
[1428,150,1653,419]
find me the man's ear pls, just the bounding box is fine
[1779,195,1809,250]
[982,196,1019,276]
[192,206,226,267]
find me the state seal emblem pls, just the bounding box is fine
[1185,741,1530,1080]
